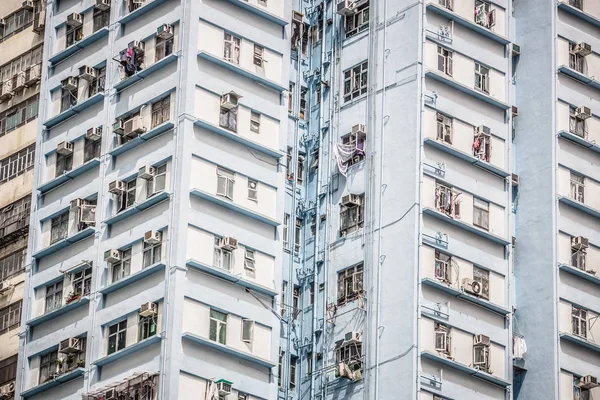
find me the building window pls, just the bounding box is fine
[278,348,284,386]
[244,249,255,271]
[435,182,461,218]
[56,149,73,176]
[118,179,137,212]
[289,355,297,390]
[294,218,302,253]
[297,154,304,184]
[438,0,453,10]
[434,323,451,356]
[473,129,491,162]
[219,105,238,132]
[288,84,294,113]
[310,215,316,236]
[39,350,58,384]
[473,341,490,372]
[473,267,490,300]
[473,198,490,230]
[337,264,364,305]
[250,111,260,133]
[151,97,170,128]
[88,67,106,97]
[574,376,583,400]
[0,144,35,184]
[112,247,132,282]
[139,315,157,341]
[216,167,235,200]
[0,95,40,137]
[238,393,249,400]
[569,106,586,138]
[571,238,586,271]
[143,236,162,268]
[341,131,366,166]
[224,33,241,64]
[209,309,227,344]
[335,336,363,375]
[108,320,128,354]
[253,44,264,67]
[0,196,31,242]
[128,0,145,12]
[44,281,63,312]
[84,137,101,162]
[474,0,495,29]
[300,88,307,119]
[572,306,587,338]
[213,237,232,271]
[61,85,78,112]
[436,113,452,144]
[93,6,110,32]
[293,286,300,318]
[72,267,92,297]
[0,301,22,334]
[155,34,174,62]
[344,1,369,37]
[241,319,254,343]
[0,46,42,84]
[340,194,365,236]
[0,355,17,386]
[283,213,290,249]
[280,283,287,317]
[570,172,585,203]
[62,337,86,372]
[0,250,26,281]
[50,211,69,244]
[247,179,258,202]
[474,63,490,93]
[0,8,34,42]
[343,61,368,102]
[258,0,267,6]
[569,43,586,74]
[437,46,453,76]
[65,17,84,48]
[434,251,451,284]
[146,163,167,197]
[569,0,583,10]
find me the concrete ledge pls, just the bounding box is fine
[557,2,600,28]
[558,130,600,153]
[21,367,85,398]
[27,296,90,327]
[118,0,170,25]
[103,191,170,225]
[421,351,510,387]
[114,54,178,91]
[44,93,105,129]
[32,227,96,259]
[558,196,600,219]
[560,332,600,353]
[558,65,600,89]
[108,122,174,157]
[38,158,101,194]
[559,263,600,286]
[421,278,510,315]
[223,0,288,25]
[48,27,109,65]
[99,262,166,295]
[92,335,162,367]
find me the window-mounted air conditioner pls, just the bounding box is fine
[113,119,124,135]
[0,382,15,397]
[138,165,155,180]
[216,380,232,396]
[576,106,592,120]
[79,66,97,82]
[61,76,78,92]
[511,173,519,187]
[57,141,74,155]
[352,123,366,137]
[86,126,102,141]
[219,236,238,251]
[14,72,26,90]
[96,0,111,11]
[572,236,589,250]
[59,337,81,353]
[123,115,146,138]
[221,92,240,110]
[336,0,356,16]
[26,64,41,85]
[33,10,45,34]
[0,80,12,101]
[104,388,117,400]
[511,106,518,117]
[157,24,173,40]
[292,11,304,24]
[574,42,592,57]
[144,230,162,245]
[476,125,491,136]
[462,277,482,296]
[511,43,521,56]
[139,301,158,317]
[344,331,362,343]
[104,249,121,263]
[128,40,145,53]
[108,180,125,194]
[0,281,10,295]
[580,375,599,389]
[22,1,34,11]
[341,193,362,207]
[474,334,491,346]
[79,204,96,224]
[70,198,83,210]
[66,13,83,27]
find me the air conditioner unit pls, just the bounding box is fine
[61,76,78,92]
[0,382,15,397]
[124,115,146,138]
[79,66,96,82]
[216,380,232,396]
[219,236,238,251]
[511,43,521,56]
[576,106,592,120]
[96,0,111,11]
[341,193,362,207]
[33,10,46,34]
[104,249,120,263]
[57,141,74,155]
[0,80,13,101]
[580,375,599,389]
[26,64,41,85]
[574,42,592,57]
[292,11,304,24]
[511,105,518,117]
[13,72,25,90]
[108,180,125,194]
[86,126,102,141]
[345,331,362,343]
[476,125,491,136]
[70,198,83,210]
[352,123,366,136]
[113,119,124,135]
[157,24,173,39]
[337,0,356,15]
[335,362,355,379]
[511,173,519,187]
[66,12,83,27]
[221,92,240,110]
[0,281,10,295]
[59,337,81,353]
[144,230,162,245]
[462,277,482,296]
[572,236,589,250]
[474,334,491,346]
[104,388,117,400]
[138,165,155,180]
[128,40,145,53]
[139,301,158,317]
[22,0,34,10]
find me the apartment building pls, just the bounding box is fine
[0,0,44,399]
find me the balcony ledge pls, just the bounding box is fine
[558,65,600,90]
[190,188,280,227]
[557,2,600,28]
[20,367,85,398]
[108,122,174,157]
[44,92,105,129]
[558,130,600,153]
[103,191,170,226]
[560,332,600,353]
[114,54,178,91]
[118,0,169,25]
[92,335,162,367]
[559,263,600,286]
[193,119,283,159]
[38,158,101,194]
[48,27,109,65]
[425,70,510,110]
[32,227,96,260]
[558,196,600,219]
[197,51,286,92]
[423,207,510,245]
[421,278,510,315]
[182,332,275,368]
[186,259,277,297]
[424,138,509,177]
[26,296,90,327]
[421,351,510,387]
[99,262,166,295]
[425,3,510,45]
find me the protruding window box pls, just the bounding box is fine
[223,0,288,25]
[557,1,600,28]
[559,263,600,286]
[425,70,510,111]
[44,92,105,129]
[424,138,509,178]
[557,65,600,89]
[108,122,174,157]
[186,259,277,297]
[558,130,600,154]
[425,3,510,45]
[26,296,90,327]
[190,188,279,227]
[193,119,283,159]
[103,191,170,226]
[38,158,101,194]
[48,27,110,66]
[182,332,275,368]
[422,207,510,246]
[197,51,286,93]
[558,195,600,219]
[92,335,162,367]
[560,332,600,353]
[32,227,96,260]
[421,351,510,387]
[421,277,510,316]
[114,53,178,91]
[20,367,85,398]
[99,262,166,295]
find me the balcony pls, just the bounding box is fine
[103,191,170,225]
[118,0,170,25]
[114,53,178,91]
[558,130,600,154]
[558,195,600,219]
[32,226,95,260]
[557,1,600,28]
[44,92,105,129]
[26,295,90,327]
[222,0,287,25]
[557,65,600,90]
[560,332,600,353]
[423,207,510,245]
[38,158,101,194]
[421,351,510,387]
[108,121,174,157]
[48,27,109,66]
[559,263,600,286]
[20,367,85,398]
[99,262,166,295]
[92,335,162,367]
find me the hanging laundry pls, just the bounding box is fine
[513,335,527,359]
[333,142,357,177]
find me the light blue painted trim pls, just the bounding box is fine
[190,188,280,227]
[193,119,283,159]
[116,89,175,120]
[44,93,105,129]
[108,122,174,157]
[195,85,281,122]
[38,158,101,194]
[118,0,170,25]
[114,54,179,91]
[421,278,510,315]
[560,333,600,353]
[422,207,510,245]
[103,191,170,225]
[221,0,288,26]
[26,296,90,327]
[191,154,277,190]
[92,335,162,367]
[32,227,96,260]
[558,196,600,219]
[48,27,109,65]
[197,51,286,92]
[182,332,275,368]
[557,2,600,27]
[20,367,85,398]
[425,3,510,45]
[186,259,277,297]
[559,263,600,286]
[558,65,600,89]
[425,70,511,110]
[186,223,276,258]
[558,130,600,154]
[99,262,166,294]
[420,351,510,387]
[198,19,283,56]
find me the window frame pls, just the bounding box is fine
[209,309,228,344]
[216,167,235,200]
[146,163,167,198]
[139,314,157,341]
[570,172,585,203]
[155,34,174,63]
[437,46,453,76]
[337,264,364,305]
[44,281,63,312]
[473,266,490,300]
[339,194,365,236]
[343,61,368,102]
[143,237,162,267]
[474,62,490,94]
[107,319,128,355]
[223,32,241,65]
[473,197,490,230]
[572,306,588,338]
[112,247,132,282]
[71,267,92,297]
[151,96,171,128]
[0,301,22,334]
[50,211,69,244]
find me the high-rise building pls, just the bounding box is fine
[0,1,44,399]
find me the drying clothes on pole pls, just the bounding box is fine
[334,142,357,177]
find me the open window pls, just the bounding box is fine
[572,306,588,339]
[434,251,452,284]
[571,236,588,271]
[70,198,96,232]
[155,24,174,62]
[56,141,74,176]
[436,113,452,145]
[216,167,235,200]
[92,3,110,32]
[143,230,162,267]
[117,41,145,78]
[473,334,491,372]
[344,1,369,38]
[570,172,585,203]
[474,0,495,29]
[473,125,491,162]
[437,46,453,76]
[337,264,364,305]
[335,332,363,381]
[219,92,240,132]
[569,106,590,138]
[434,323,452,357]
[343,61,368,102]
[434,182,461,219]
[60,77,78,112]
[339,193,365,236]
[70,267,92,300]
[569,42,591,74]
[474,63,490,94]
[213,236,236,271]
[291,11,304,50]
[65,13,83,48]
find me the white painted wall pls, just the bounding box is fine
[557,37,600,78]
[559,299,600,343]
[557,101,600,144]
[557,165,600,210]
[557,232,600,269]
[446,0,507,37]
[178,372,263,400]
[55,7,96,54]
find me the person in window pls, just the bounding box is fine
[119,46,144,77]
